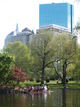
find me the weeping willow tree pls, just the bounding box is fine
[51,32,76,86]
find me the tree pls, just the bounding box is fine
[66,63,75,80]
[0,53,14,85]
[4,41,34,75]
[30,30,55,84]
[12,66,29,84]
[73,22,80,40]
[72,45,80,81]
[51,33,76,86]
[30,30,76,86]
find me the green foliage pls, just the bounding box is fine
[30,30,55,83]
[4,41,34,74]
[45,67,55,80]
[67,64,75,77]
[0,53,14,85]
[73,46,80,81]
[30,30,77,85]
[50,32,76,85]
[51,33,76,60]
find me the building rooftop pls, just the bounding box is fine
[39,24,70,32]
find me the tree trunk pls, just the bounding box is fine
[41,58,45,84]
[62,60,67,87]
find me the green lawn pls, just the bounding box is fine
[48,80,80,89]
[18,80,80,89]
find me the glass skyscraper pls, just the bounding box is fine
[39,3,74,32]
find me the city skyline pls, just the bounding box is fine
[0,0,80,49]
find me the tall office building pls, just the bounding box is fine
[4,27,34,47]
[39,3,74,32]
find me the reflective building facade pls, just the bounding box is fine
[39,3,74,32]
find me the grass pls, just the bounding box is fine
[19,81,40,87]
[18,80,80,89]
[66,81,80,89]
[49,80,80,89]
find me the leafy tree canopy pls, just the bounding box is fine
[0,53,14,85]
[30,30,56,84]
[51,32,76,85]
[4,41,34,74]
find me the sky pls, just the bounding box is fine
[0,0,80,49]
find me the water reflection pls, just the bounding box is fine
[62,88,66,107]
[0,88,80,107]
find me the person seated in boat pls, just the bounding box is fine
[32,85,43,93]
[26,86,32,92]
[30,85,38,93]
[44,85,48,92]
[34,85,39,92]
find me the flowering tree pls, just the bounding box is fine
[12,67,29,84]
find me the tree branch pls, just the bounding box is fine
[67,61,74,65]
[53,63,62,80]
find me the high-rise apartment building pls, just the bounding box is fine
[39,3,74,32]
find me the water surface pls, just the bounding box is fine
[0,88,80,107]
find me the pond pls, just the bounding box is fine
[0,88,80,107]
